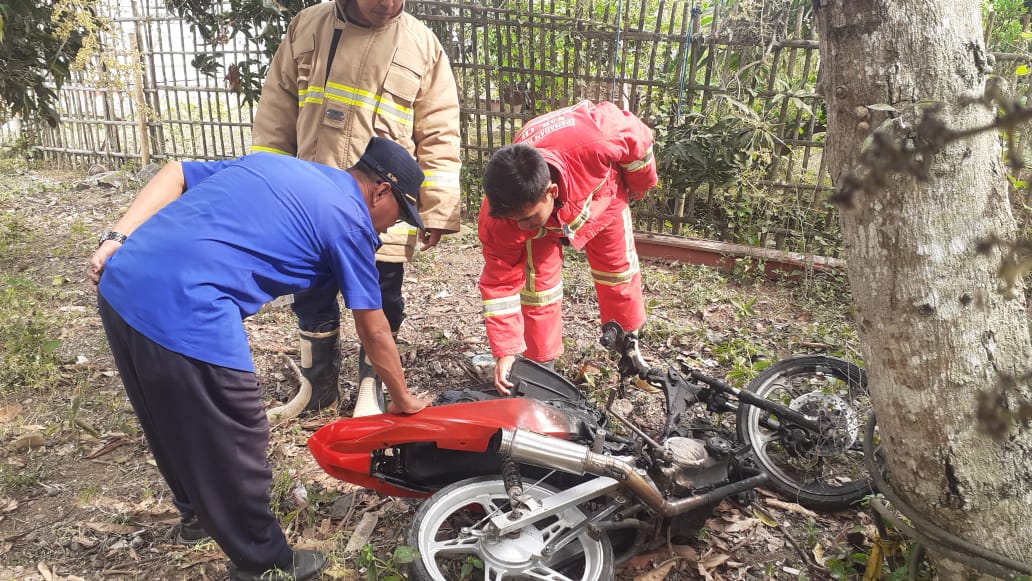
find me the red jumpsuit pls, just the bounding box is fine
[479,101,658,360]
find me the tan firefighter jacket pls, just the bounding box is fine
[250,0,462,262]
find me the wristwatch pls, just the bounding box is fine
[97,230,128,247]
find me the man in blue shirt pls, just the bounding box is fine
[86,137,428,581]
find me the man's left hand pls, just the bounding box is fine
[418,228,446,251]
[387,395,431,414]
[87,240,122,290]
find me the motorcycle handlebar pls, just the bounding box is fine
[600,321,650,377]
[600,322,622,349]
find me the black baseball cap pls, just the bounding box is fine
[358,137,425,230]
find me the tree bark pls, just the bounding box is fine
[815,1,1032,578]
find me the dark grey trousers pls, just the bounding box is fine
[97,294,292,572]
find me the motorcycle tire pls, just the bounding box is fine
[736,355,875,510]
[406,475,614,581]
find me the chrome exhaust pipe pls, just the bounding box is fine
[498,428,769,518]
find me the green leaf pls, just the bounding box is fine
[392,545,418,564]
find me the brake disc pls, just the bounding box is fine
[788,392,859,456]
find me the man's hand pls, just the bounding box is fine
[387,395,431,415]
[418,228,447,251]
[494,355,516,395]
[87,240,122,290]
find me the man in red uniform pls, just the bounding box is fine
[478,100,658,394]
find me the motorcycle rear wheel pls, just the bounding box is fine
[736,355,875,510]
[406,476,614,581]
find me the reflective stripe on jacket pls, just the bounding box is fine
[251,0,462,262]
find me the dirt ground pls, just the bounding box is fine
[0,163,872,580]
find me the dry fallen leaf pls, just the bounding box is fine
[575,363,601,387]
[752,506,779,527]
[91,496,131,513]
[318,517,332,537]
[698,550,730,570]
[11,433,45,451]
[813,542,825,566]
[764,497,819,518]
[320,563,356,579]
[671,544,699,561]
[706,516,760,533]
[633,377,662,393]
[177,554,223,570]
[633,559,677,581]
[83,521,143,534]
[0,403,22,423]
[624,551,661,570]
[84,437,129,459]
[72,534,97,548]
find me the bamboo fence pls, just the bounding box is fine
[2,0,1030,256]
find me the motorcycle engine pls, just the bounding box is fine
[656,436,732,497]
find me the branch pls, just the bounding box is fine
[830,77,1031,209]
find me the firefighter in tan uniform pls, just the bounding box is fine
[251,0,461,414]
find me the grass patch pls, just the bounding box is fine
[0,464,43,496]
[0,277,63,395]
[0,176,73,397]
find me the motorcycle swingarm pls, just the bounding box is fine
[490,476,621,536]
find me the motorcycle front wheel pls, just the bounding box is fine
[406,476,614,581]
[736,355,875,510]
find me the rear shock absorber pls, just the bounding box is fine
[501,455,527,519]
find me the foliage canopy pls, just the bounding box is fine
[0,0,86,127]
[164,0,321,103]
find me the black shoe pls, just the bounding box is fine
[229,549,327,581]
[172,515,210,545]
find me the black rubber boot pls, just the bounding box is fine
[299,328,341,413]
[352,343,389,417]
[352,330,400,417]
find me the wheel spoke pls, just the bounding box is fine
[483,562,505,580]
[538,518,571,545]
[753,429,779,447]
[426,535,481,558]
[523,565,577,581]
[469,492,507,515]
[770,379,804,401]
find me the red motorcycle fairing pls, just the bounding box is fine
[308,397,578,498]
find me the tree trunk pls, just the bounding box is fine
[815,1,1032,578]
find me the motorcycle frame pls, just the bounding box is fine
[601,322,826,439]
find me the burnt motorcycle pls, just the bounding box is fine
[308,322,874,580]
